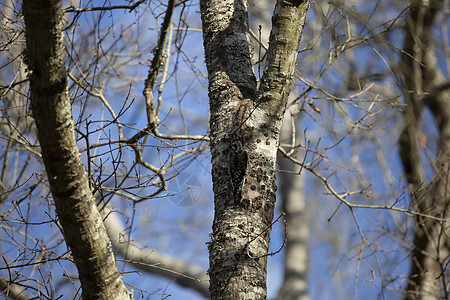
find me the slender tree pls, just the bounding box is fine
[398,0,449,298]
[23,0,132,298]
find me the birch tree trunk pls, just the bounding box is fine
[200,0,310,298]
[23,1,132,298]
[276,111,309,300]
[398,0,450,298]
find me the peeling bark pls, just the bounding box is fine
[23,1,132,298]
[200,0,310,298]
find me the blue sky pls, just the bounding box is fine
[2,0,447,298]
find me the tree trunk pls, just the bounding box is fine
[398,0,450,298]
[23,1,132,298]
[248,3,310,297]
[276,110,309,300]
[200,0,310,298]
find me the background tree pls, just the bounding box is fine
[398,0,449,298]
[0,0,448,299]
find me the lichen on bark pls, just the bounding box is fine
[200,0,310,298]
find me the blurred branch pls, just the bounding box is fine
[278,146,446,222]
[102,207,210,298]
[0,276,32,300]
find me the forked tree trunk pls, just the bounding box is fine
[23,1,132,298]
[200,0,310,298]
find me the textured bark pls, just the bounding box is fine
[398,0,450,298]
[23,1,132,299]
[250,3,311,298]
[200,0,310,298]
